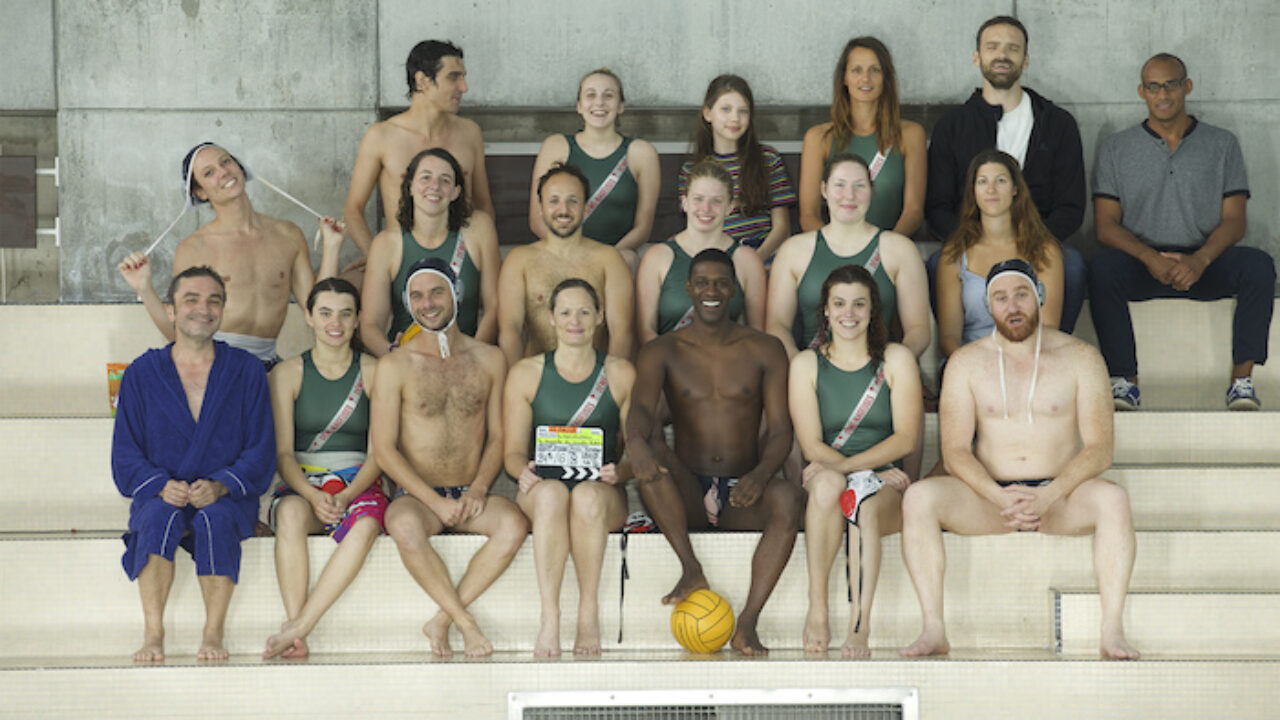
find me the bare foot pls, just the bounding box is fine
[1101,632,1141,660]
[802,608,830,654]
[280,637,309,659]
[842,617,871,659]
[661,571,710,606]
[731,619,768,656]
[133,634,164,663]
[197,635,229,662]
[900,624,949,657]
[534,616,561,658]
[573,614,602,656]
[263,620,309,659]
[422,614,454,658]
[459,621,494,658]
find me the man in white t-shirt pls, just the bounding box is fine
[925,15,1088,333]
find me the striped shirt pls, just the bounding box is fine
[678,145,796,249]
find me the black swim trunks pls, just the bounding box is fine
[996,478,1052,488]
[696,475,737,527]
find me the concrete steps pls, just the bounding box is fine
[5,298,1280,416]
[2,653,1277,720]
[4,531,1276,660]
[1055,589,1280,655]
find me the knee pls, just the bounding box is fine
[1235,247,1276,285]
[766,480,804,529]
[804,469,845,506]
[274,496,313,536]
[569,484,610,525]
[1088,480,1132,523]
[494,506,530,552]
[529,481,570,518]
[900,480,940,523]
[345,515,382,546]
[385,506,429,549]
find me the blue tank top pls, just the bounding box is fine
[959,252,995,344]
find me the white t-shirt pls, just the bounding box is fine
[996,91,1033,167]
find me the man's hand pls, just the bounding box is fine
[159,479,190,508]
[309,489,343,526]
[188,479,228,509]
[1160,251,1208,291]
[729,471,766,508]
[879,467,911,493]
[1142,252,1179,285]
[117,252,153,294]
[630,451,668,485]
[599,463,620,486]
[459,488,487,523]
[993,485,1039,531]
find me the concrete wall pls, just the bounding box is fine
[0,0,1274,300]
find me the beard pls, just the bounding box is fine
[982,59,1022,90]
[415,305,456,332]
[994,308,1039,342]
[545,213,583,239]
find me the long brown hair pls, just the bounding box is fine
[814,264,888,367]
[941,149,1055,271]
[825,37,903,155]
[397,148,471,233]
[691,74,769,214]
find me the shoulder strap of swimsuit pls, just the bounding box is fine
[830,365,887,451]
[306,363,364,453]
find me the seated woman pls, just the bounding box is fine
[529,68,660,268]
[798,36,926,237]
[503,279,636,657]
[263,278,386,658]
[636,160,767,345]
[677,74,796,261]
[936,149,1063,359]
[360,147,501,353]
[768,153,930,360]
[789,264,921,658]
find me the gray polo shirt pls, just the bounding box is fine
[1093,117,1250,249]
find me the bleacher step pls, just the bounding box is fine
[4,531,1276,659]
[1055,589,1280,655]
[2,653,1277,720]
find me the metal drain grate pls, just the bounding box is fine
[510,688,917,720]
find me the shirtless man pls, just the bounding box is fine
[372,258,528,657]
[627,248,801,656]
[498,164,633,366]
[118,143,343,365]
[900,259,1139,660]
[344,40,493,265]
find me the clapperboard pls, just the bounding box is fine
[535,425,604,480]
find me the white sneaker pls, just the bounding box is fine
[1226,377,1260,411]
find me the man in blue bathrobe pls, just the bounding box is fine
[112,265,275,662]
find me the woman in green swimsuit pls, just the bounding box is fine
[769,153,931,360]
[635,160,767,345]
[503,279,636,657]
[529,68,661,269]
[798,37,926,236]
[263,278,385,658]
[788,264,922,658]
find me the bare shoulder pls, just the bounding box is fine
[948,337,989,373]
[270,354,304,383]
[451,114,485,145]
[776,230,818,264]
[462,210,498,242]
[900,120,926,143]
[883,342,918,369]
[509,352,545,384]
[627,138,659,163]
[468,339,507,378]
[538,133,570,157]
[375,347,410,387]
[359,353,379,388]
[1049,331,1105,365]
[259,214,306,246]
[501,244,534,270]
[791,348,818,376]
[803,122,833,146]
[745,327,788,362]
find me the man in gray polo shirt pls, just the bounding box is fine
[1089,53,1272,410]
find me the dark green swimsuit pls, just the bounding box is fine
[815,353,895,470]
[388,229,481,340]
[830,132,905,231]
[529,350,622,467]
[293,351,369,453]
[794,229,897,348]
[568,135,638,246]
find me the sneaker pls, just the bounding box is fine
[1111,377,1141,410]
[1226,377,1260,411]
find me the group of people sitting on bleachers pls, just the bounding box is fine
[110,15,1268,665]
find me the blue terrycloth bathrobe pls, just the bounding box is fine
[111,341,275,582]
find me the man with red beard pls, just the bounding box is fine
[899,259,1140,660]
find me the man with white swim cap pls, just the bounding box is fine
[899,257,1140,660]
[118,142,346,366]
[371,257,528,658]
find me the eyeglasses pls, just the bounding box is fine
[1142,78,1186,93]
